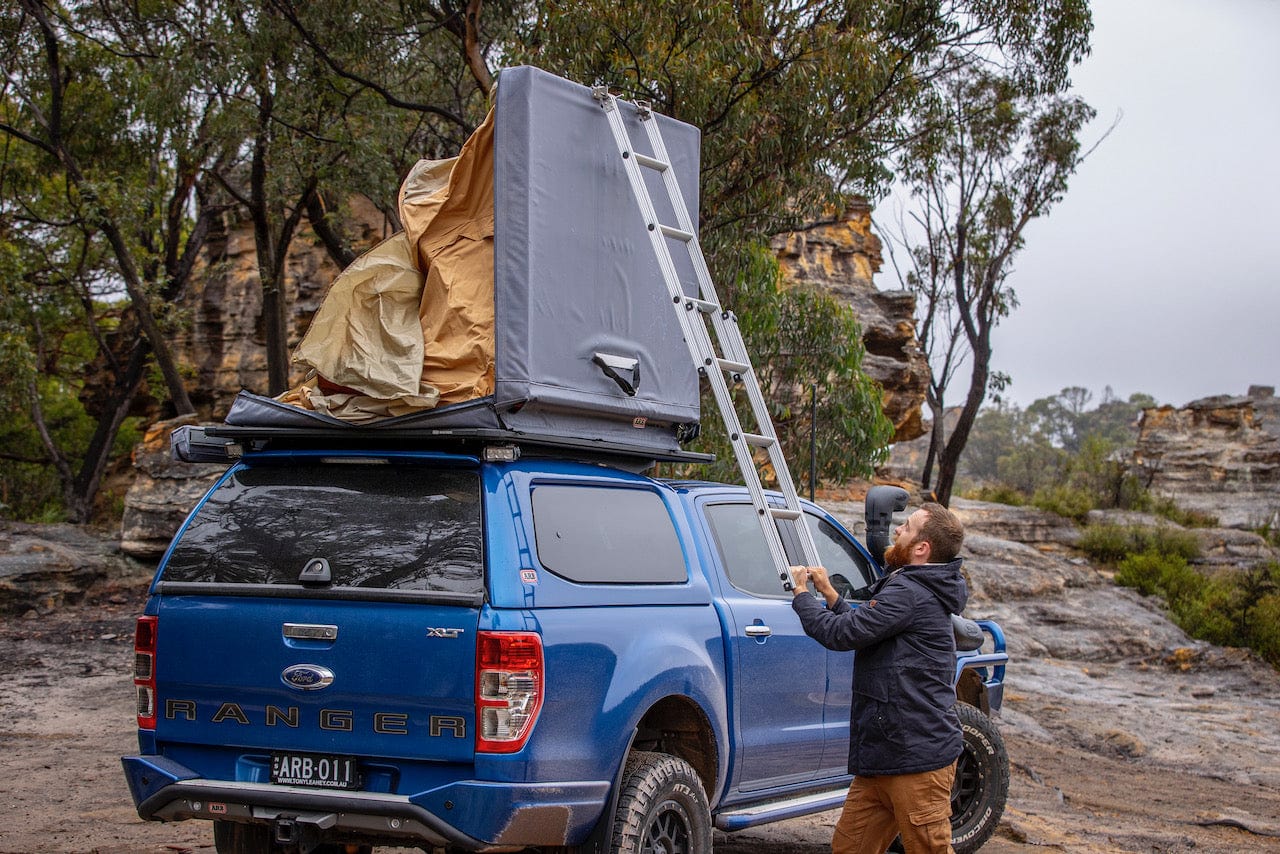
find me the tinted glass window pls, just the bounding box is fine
[163,462,483,594]
[807,513,877,600]
[705,503,790,598]
[532,485,685,583]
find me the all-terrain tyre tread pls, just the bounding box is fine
[951,703,1010,854]
[611,751,712,854]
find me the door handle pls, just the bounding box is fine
[744,625,772,637]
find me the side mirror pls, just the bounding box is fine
[864,485,909,566]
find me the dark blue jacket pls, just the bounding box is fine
[792,559,968,776]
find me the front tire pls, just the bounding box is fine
[611,751,713,854]
[951,703,1009,854]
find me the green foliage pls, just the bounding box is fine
[675,245,893,487]
[1115,555,1280,669]
[962,484,1027,506]
[1114,550,1194,598]
[2,0,1093,520]
[1030,484,1094,521]
[1078,523,1200,566]
[1147,495,1219,529]
[1256,519,1280,548]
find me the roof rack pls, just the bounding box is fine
[171,424,714,470]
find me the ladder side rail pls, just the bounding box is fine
[725,334,825,569]
[636,107,824,570]
[597,103,707,343]
[597,93,809,584]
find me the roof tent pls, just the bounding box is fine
[207,66,704,461]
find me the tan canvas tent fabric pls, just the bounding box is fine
[401,107,496,406]
[281,110,496,422]
[283,228,440,422]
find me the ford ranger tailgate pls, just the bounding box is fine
[148,454,485,773]
[151,596,479,765]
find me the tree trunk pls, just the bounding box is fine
[921,389,944,492]
[68,340,150,523]
[305,190,357,268]
[933,345,991,507]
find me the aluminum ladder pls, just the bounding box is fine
[593,87,822,590]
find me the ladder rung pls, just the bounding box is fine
[633,152,669,172]
[685,297,720,314]
[740,432,775,449]
[769,507,802,521]
[659,224,695,243]
[716,357,749,374]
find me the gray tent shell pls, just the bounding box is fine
[216,65,703,461]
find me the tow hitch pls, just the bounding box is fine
[272,812,336,853]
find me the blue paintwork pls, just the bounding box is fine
[122,449,1008,849]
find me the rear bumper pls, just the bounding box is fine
[121,754,610,850]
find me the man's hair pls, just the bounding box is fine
[918,502,964,562]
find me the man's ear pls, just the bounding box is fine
[913,539,932,562]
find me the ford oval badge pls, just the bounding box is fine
[281,664,334,691]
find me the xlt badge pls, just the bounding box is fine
[426,627,464,638]
[281,664,335,691]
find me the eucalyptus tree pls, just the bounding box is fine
[0,0,233,519]
[889,66,1100,505]
[1,0,205,416]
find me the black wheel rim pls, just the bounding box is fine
[640,798,693,854]
[950,743,981,827]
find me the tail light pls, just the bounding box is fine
[476,631,543,753]
[134,616,158,730]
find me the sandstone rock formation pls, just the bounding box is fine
[119,417,224,559]
[771,202,929,442]
[0,522,150,615]
[1134,385,1280,530]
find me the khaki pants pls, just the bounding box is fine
[831,763,956,854]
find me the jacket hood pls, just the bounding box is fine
[900,557,968,614]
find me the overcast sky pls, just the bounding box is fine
[912,0,1280,410]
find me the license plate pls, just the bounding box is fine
[270,751,359,789]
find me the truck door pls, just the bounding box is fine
[802,510,881,779]
[703,501,824,792]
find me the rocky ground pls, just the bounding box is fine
[2,503,1280,854]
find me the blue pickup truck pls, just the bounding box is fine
[122,441,1009,854]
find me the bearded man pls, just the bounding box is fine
[790,502,967,854]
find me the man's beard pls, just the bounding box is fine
[883,537,915,569]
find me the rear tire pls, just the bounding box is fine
[951,703,1009,854]
[611,751,712,854]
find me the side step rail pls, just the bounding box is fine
[593,87,822,589]
[713,782,852,831]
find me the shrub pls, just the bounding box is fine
[1078,523,1200,565]
[1255,518,1280,548]
[1147,495,1218,528]
[1077,523,1132,564]
[1248,591,1280,668]
[963,484,1027,506]
[1031,484,1094,521]
[1114,554,1280,670]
